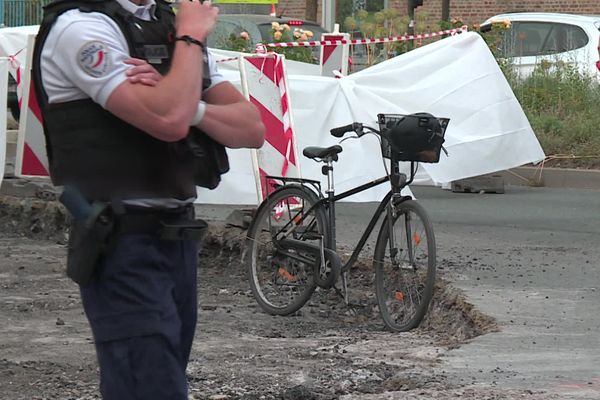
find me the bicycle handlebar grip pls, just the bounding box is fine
[330,123,356,138]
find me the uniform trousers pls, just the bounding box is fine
[80,233,198,399]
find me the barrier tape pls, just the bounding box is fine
[216,56,240,63]
[215,26,468,63]
[264,26,468,49]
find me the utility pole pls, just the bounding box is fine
[322,0,337,32]
[442,0,450,23]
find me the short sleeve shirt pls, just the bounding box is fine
[40,0,226,106]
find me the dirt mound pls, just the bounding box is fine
[0,194,498,345]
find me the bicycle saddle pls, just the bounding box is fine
[303,145,343,161]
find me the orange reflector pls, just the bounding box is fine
[394,291,404,301]
[278,267,297,282]
[413,233,421,246]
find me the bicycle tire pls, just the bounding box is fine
[374,199,436,332]
[245,184,328,315]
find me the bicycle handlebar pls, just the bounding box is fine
[330,122,364,138]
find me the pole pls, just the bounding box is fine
[407,0,415,50]
[442,0,450,22]
[322,0,336,32]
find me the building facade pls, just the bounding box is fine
[277,0,600,26]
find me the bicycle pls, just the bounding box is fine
[245,113,450,332]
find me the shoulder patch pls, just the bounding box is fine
[78,41,110,77]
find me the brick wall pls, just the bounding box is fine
[277,0,313,20]
[277,0,600,26]
[421,0,600,25]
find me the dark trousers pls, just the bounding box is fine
[80,234,198,399]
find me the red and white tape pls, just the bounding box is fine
[216,26,467,63]
[265,26,468,48]
[216,56,240,64]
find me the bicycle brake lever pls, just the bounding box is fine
[353,123,365,137]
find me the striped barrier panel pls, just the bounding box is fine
[239,53,301,202]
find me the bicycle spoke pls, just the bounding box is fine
[375,200,436,332]
[247,186,327,315]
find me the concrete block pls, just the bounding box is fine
[451,174,505,194]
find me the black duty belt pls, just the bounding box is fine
[115,205,207,240]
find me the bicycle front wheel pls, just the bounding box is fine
[374,199,436,332]
[245,184,328,315]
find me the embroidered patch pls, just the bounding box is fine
[78,41,110,77]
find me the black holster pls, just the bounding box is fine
[66,205,114,286]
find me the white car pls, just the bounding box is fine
[481,12,600,79]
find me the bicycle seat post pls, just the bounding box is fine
[322,157,337,251]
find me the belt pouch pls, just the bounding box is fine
[159,219,208,241]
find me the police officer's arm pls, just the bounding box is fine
[198,82,265,149]
[105,0,217,142]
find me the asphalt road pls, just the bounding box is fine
[411,185,600,398]
[198,184,600,398]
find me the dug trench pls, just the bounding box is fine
[0,194,504,400]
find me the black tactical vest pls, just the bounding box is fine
[32,0,228,201]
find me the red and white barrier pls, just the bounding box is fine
[266,26,468,49]
[239,53,301,202]
[13,34,49,178]
[0,58,8,186]
[320,24,349,77]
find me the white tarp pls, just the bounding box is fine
[1,26,544,204]
[206,32,544,203]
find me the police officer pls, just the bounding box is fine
[32,0,265,398]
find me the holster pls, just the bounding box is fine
[66,204,114,286]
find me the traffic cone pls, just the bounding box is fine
[270,3,276,17]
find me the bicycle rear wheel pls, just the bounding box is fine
[374,199,436,332]
[245,184,328,315]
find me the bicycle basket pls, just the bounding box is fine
[377,113,450,163]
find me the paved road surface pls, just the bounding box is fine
[198,184,600,398]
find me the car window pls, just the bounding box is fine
[206,20,262,51]
[500,22,589,57]
[257,22,327,61]
[256,22,327,43]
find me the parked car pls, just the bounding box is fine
[207,14,327,61]
[481,12,600,79]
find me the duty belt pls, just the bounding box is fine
[115,205,207,240]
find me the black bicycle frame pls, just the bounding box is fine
[265,160,417,274]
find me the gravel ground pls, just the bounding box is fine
[0,195,559,399]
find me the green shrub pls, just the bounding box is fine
[510,63,600,168]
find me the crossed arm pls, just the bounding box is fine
[122,57,265,149]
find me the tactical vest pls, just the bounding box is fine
[32,0,229,201]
